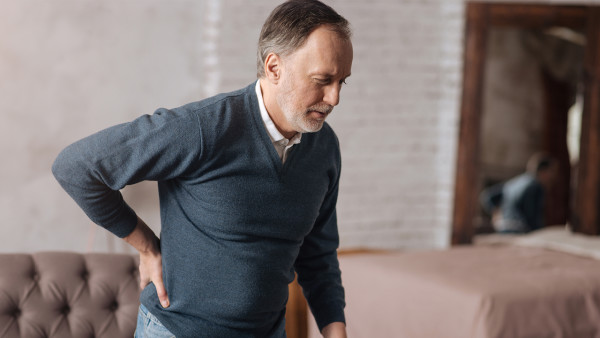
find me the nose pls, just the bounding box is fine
[323,83,341,106]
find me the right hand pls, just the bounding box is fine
[139,249,170,308]
[124,217,170,308]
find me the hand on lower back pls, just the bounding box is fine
[139,250,170,308]
[124,217,170,308]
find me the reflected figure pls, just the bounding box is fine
[480,153,558,233]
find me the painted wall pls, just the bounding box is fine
[1,0,597,253]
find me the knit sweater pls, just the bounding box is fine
[52,83,345,337]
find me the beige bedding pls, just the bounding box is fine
[513,226,600,260]
[309,230,600,338]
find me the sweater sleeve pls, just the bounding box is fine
[52,108,202,238]
[294,142,345,332]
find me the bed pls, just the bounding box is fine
[307,227,600,338]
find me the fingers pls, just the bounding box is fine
[137,253,170,308]
[153,276,170,308]
[137,276,170,308]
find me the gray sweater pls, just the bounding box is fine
[52,83,345,337]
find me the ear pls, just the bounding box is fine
[264,52,281,84]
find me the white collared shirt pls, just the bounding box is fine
[255,80,302,163]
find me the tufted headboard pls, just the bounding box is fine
[0,252,140,338]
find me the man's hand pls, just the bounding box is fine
[124,217,170,308]
[139,247,170,308]
[322,322,347,338]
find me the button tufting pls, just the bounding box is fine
[12,308,21,318]
[109,301,118,312]
[81,270,89,280]
[61,305,70,315]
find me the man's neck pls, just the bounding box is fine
[259,79,297,140]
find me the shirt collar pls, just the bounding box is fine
[255,80,302,145]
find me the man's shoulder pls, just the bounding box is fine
[157,83,258,148]
[173,83,255,117]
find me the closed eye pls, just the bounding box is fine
[314,77,348,86]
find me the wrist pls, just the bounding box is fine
[322,322,346,338]
[124,217,160,255]
[138,229,160,255]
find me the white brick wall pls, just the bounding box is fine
[1,0,599,252]
[327,0,464,249]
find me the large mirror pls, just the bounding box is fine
[477,26,584,235]
[452,3,600,244]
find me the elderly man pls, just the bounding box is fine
[52,0,352,337]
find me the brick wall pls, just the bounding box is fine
[319,0,464,249]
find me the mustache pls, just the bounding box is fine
[306,104,334,115]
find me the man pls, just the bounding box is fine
[480,153,557,233]
[52,0,352,337]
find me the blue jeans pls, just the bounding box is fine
[134,304,175,338]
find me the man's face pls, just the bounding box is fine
[276,26,353,134]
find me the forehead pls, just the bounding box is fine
[287,26,353,77]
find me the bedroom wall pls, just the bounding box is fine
[1,0,598,253]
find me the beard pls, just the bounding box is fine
[276,81,334,134]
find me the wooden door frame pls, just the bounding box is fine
[452,2,600,244]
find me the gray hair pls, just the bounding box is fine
[257,0,351,78]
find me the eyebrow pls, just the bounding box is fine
[310,72,352,79]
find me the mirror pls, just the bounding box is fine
[476,26,584,235]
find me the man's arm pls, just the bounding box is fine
[294,140,346,335]
[52,109,202,236]
[52,108,202,306]
[124,217,170,308]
